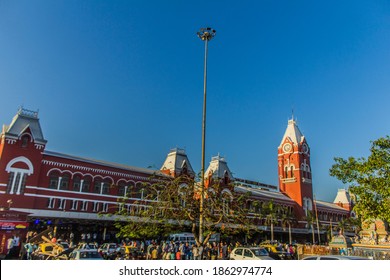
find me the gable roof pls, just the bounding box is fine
[279,119,304,147]
[2,108,46,144]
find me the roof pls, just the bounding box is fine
[333,189,351,205]
[315,200,349,212]
[205,155,234,179]
[234,185,295,204]
[279,119,304,147]
[2,107,46,143]
[43,150,167,177]
[160,148,195,176]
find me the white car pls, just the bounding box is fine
[69,249,104,260]
[98,243,118,259]
[230,247,274,260]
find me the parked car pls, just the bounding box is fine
[229,247,274,260]
[116,246,145,260]
[261,244,291,260]
[302,255,370,260]
[98,243,118,259]
[76,242,99,251]
[69,249,104,260]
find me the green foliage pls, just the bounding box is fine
[329,136,390,222]
[110,174,258,245]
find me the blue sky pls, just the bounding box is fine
[1,0,389,202]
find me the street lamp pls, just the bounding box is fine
[197,27,216,244]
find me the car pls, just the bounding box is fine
[229,247,274,260]
[116,246,145,260]
[98,243,118,259]
[261,244,291,260]
[76,242,99,250]
[69,249,104,260]
[302,255,370,260]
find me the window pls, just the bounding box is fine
[49,174,59,189]
[21,135,29,148]
[235,249,243,256]
[6,172,15,194]
[93,180,102,194]
[102,181,110,194]
[284,166,288,178]
[244,249,253,258]
[290,166,294,177]
[73,176,81,192]
[118,184,127,197]
[6,172,27,194]
[82,179,91,193]
[59,175,69,190]
[102,203,109,212]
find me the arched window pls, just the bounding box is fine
[93,179,102,194]
[59,174,70,190]
[290,166,294,178]
[73,176,81,192]
[117,182,127,197]
[6,156,33,195]
[102,180,111,194]
[49,172,60,189]
[82,177,91,193]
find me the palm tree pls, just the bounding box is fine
[305,210,316,244]
[262,200,279,242]
[281,207,296,245]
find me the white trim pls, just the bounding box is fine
[6,156,34,175]
[42,159,161,182]
[22,191,158,204]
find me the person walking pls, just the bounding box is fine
[5,236,14,259]
[192,245,199,260]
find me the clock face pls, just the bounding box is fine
[302,143,309,154]
[283,143,292,153]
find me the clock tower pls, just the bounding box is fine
[278,118,313,218]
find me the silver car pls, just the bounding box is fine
[69,249,104,260]
[230,247,274,260]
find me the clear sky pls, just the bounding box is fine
[1,0,389,202]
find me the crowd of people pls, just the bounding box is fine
[3,229,297,260]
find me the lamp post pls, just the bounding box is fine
[197,27,216,244]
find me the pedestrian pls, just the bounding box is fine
[192,245,199,260]
[5,236,15,259]
[222,242,228,260]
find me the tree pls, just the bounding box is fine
[261,200,280,242]
[329,136,390,223]
[280,207,296,245]
[305,210,316,244]
[112,174,257,246]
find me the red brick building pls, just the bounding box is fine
[0,108,351,243]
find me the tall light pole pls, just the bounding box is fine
[197,27,216,244]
